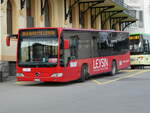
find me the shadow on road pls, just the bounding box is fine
[88,71,126,80]
[17,71,127,87]
[17,80,82,87]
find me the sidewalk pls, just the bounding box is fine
[0,76,16,83]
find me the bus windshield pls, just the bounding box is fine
[18,29,58,67]
[129,34,150,55]
[129,35,144,54]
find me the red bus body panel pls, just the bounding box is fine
[17,53,130,82]
[16,27,130,82]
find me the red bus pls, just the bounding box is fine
[6,27,130,82]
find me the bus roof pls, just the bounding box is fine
[19,27,128,33]
[63,28,128,33]
[130,33,150,36]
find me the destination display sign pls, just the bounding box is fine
[20,29,57,37]
[129,36,140,40]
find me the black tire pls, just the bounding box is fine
[131,65,135,69]
[109,61,117,76]
[79,65,88,82]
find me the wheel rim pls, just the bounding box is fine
[82,66,87,79]
[112,63,116,75]
[83,66,87,76]
[80,65,88,81]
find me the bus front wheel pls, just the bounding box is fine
[79,65,88,82]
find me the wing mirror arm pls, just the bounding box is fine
[6,34,18,46]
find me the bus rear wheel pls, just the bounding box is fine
[79,65,88,82]
[131,65,135,69]
[109,61,117,76]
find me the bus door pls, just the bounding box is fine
[60,33,80,79]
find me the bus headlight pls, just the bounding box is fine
[16,73,24,77]
[51,73,63,77]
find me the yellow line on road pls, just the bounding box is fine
[15,81,35,85]
[16,82,27,85]
[92,80,103,85]
[120,70,136,72]
[92,70,150,85]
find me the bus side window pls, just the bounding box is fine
[98,32,110,56]
[60,36,65,67]
[144,40,150,53]
[97,34,101,56]
[70,35,79,59]
[92,36,98,57]
[111,32,122,54]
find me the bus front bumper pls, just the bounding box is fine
[17,76,66,82]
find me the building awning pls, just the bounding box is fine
[64,0,137,30]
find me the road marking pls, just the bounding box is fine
[92,70,150,85]
[92,80,103,85]
[120,69,150,73]
[120,70,136,72]
[16,82,27,85]
[15,81,35,85]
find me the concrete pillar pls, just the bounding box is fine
[84,10,91,29]
[36,0,43,27]
[50,0,60,27]
[114,23,120,31]
[55,0,64,27]
[95,14,102,30]
[103,20,110,30]
[101,12,111,30]
[72,5,80,28]
[0,7,2,61]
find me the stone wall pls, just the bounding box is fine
[0,61,16,81]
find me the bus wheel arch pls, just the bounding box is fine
[78,64,89,82]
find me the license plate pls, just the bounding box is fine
[34,79,40,82]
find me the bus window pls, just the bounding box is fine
[61,31,79,67]
[92,36,99,57]
[129,35,145,54]
[60,36,65,67]
[70,35,79,59]
[98,32,110,56]
[144,40,150,53]
[18,29,58,67]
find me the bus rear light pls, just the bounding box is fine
[51,73,63,77]
[16,73,24,77]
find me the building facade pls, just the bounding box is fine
[124,0,144,33]
[144,0,150,34]
[0,0,136,78]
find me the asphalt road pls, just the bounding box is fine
[0,68,150,113]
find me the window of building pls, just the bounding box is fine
[44,2,51,27]
[26,0,34,27]
[139,10,144,28]
[7,0,12,34]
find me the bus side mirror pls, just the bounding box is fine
[64,39,69,49]
[6,34,18,46]
[6,35,10,46]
